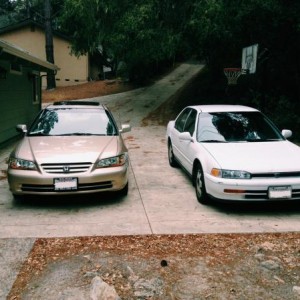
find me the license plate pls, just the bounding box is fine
[54,178,78,191]
[268,186,292,199]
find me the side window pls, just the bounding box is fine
[184,109,197,136]
[175,108,191,132]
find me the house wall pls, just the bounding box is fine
[0,63,41,145]
[0,26,89,88]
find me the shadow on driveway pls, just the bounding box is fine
[212,199,300,215]
[12,192,126,211]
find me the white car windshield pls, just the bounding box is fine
[28,108,118,136]
[197,111,284,142]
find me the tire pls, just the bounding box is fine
[12,194,24,202]
[168,141,178,168]
[194,164,209,205]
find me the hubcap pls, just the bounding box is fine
[196,170,203,197]
[169,145,173,162]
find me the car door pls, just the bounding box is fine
[176,109,198,173]
[172,107,197,172]
[171,108,192,165]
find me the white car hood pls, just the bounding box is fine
[16,136,119,164]
[203,140,300,173]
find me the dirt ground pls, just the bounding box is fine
[6,80,300,299]
[42,79,136,103]
[7,233,300,299]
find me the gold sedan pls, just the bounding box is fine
[7,101,131,198]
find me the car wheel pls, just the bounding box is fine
[168,141,178,168]
[194,164,209,205]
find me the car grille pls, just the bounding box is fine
[41,162,92,174]
[251,171,300,178]
[244,188,300,200]
[21,181,113,192]
[243,171,300,200]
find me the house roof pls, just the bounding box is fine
[0,39,59,72]
[0,18,70,41]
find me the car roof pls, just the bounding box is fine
[188,105,259,113]
[46,101,105,109]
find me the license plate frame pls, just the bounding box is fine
[268,186,292,199]
[54,177,78,191]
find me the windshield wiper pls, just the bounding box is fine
[200,140,227,143]
[245,138,279,142]
[55,133,95,136]
[55,133,109,136]
[29,132,47,136]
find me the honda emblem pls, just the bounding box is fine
[63,166,70,173]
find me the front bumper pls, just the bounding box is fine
[8,165,129,196]
[205,174,300,201]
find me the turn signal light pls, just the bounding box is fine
[224,189,246,194]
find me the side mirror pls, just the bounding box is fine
[119,124,131,133]
[282,129,292,139]
[16,124,27,133]
[179,132,194,142]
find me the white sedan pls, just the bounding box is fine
[166,105,300,204]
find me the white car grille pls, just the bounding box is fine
[244,189,300,200]
[252,171,300,178]
[41,163,92,174]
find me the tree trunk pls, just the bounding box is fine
[44,0,56,89]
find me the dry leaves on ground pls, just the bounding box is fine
[8,233,300,299]
[42,80,136,103]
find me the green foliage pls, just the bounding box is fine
[107,1,181,80]
[0,0,20,26]
[60,0,192,81]
[1,0,299,137]
[0,0,65,27]
[186,0,300,139]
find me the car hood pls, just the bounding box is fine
[203,140,300,172]
[15,136,121,164]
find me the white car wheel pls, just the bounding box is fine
[168,141,178,168]
[195,165,209,205]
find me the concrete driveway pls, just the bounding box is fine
[1,124,299,238]
[0,61,299,239]
[0,61,299,298]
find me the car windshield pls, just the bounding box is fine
[28,108,118,136]
[197,111,283,142]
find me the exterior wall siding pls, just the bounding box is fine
[0,26,89,88]
[0,67,41,145]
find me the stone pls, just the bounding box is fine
[260,260,281,271]
[293,286,300,297]
[90,276,121,300]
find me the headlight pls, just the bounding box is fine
[97,154,128,168]
[211,168,251,179]
[9,157,37,170]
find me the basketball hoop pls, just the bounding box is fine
[223,68,243,85]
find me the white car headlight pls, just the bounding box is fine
[9,157,37,170]
[97,154,128,168]
[211,168,251,179]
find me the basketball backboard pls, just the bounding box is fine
[241,44,258,74]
